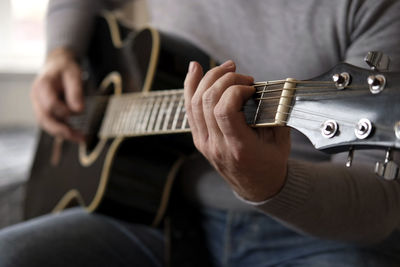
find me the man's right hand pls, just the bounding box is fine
[31,48,85,142]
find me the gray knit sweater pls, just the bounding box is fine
[46,0,400,243]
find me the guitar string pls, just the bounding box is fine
[72,81,373,133]
[253,102,400,134]
[74,102,361,133]
[258,106,395,135]
[247,103,358,127]
[254,80,334,86]
[255,88,370,100]
[107,84,369,110]
[277,114,395,135]
[101,82,367,110]
[255,85,366,94]
[71,88,363,126]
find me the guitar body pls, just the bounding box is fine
[25,12,213,226]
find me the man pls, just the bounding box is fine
[1,0,400,266]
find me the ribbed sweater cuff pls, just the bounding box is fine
[257,159,314,218]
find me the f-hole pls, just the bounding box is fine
[79,71,122,167]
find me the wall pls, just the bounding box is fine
[0,72,37,127]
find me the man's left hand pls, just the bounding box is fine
[184,60,291,202]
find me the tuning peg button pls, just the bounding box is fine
[375,161,399,181]
[364,51,390,71]
[375,149,399,181]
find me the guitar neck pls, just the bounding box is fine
[99,89,189,138]
[99,79,297,138]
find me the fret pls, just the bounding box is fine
[141,97,152,132]
[115,99,127,135]
[142,96,156,133]
[125,97,136,134]
[181,113,188,130]
[253,84,266,125]
[172,93,184,130]
[163,94,177,131]
[131,97,140,133]
[255,82,288,125]
[154,95,168,132]
[135,96,148,133]
[119,103,130,135]
[147,95,162,132]
[105,99,117,135]
[175,102,186,130]
[126,97,138,133]
[128,97,141,134]
[99,97,114,136]
[167,94,181,130]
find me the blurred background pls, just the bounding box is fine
[0,0,48,228]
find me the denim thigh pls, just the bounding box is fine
[0,208,164,267]
[200,207,400,267]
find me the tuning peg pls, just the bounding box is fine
[375,149,399,181]
[346,147,354,168]
[367,74,386,94]
[364,51,390,71]
[332,72,351,90]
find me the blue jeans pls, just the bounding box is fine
[0,208,164,267]
[0,207,399,267]
[200,208,400,267]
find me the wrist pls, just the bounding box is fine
[46,47,78,63]
[232,163,288,203]
[232,189,272,206]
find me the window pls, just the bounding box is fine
[0,0,48,73]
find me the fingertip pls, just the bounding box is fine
[221,60,235,69]
[188,61,196,73]
[248,75,255,84]
[185,61,203,86]
[187,61,203,74]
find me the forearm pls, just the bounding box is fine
[259,156,400,244]
[259,0,400,244]
[46,0,131,58]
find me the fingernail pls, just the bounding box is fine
[221,60,234,69]
[189,61,196,73]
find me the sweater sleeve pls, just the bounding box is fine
[258,0,400,244]
[46,0,131,58]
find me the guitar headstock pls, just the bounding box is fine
[282,54,400,179]
[243,52,400,179]
[287,63,399,151]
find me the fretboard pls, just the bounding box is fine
[99,79,295,138]
[99,89,189,138]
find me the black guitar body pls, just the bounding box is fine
[25,12,213,226]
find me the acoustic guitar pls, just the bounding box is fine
[25,12,400,227]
